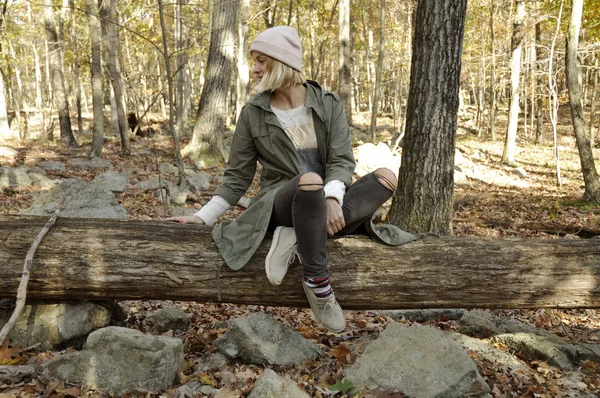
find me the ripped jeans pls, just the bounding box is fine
[269,170,395,278]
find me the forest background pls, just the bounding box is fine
[1,0,600,396]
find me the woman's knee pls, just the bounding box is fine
[298,172,323,191]
[374,168,397,191]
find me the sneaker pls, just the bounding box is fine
[265,226,298,285]
[302,283,345,332]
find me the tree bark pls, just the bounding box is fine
[1,216,600,309]
[565,0,600,203]
[235,0,250,121]
[389,0,467,235]
[86,0,104,158]
[99,0,130,156]
[338,0,352,125]
[590,56,598,147]
[44,0,77,147]
[369,0,385,141]
[535,19,544,145]
[182,0,238,167]
[502,0,525,166]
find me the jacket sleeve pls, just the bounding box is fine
[324,94,355,186]
[214,107,258,205]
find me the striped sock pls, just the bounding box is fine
[304,276,332,298]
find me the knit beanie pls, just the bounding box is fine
[250,26,303,72]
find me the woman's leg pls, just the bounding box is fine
[271,172,328,278]
[337,168,397,236]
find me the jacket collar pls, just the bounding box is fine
[247,80,326,123]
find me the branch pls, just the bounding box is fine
[0,201,63,345]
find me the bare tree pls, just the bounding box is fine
[44,0,77,147]
[370,0,385,141]
[488,0,496,141]
[99,0,130,155]
[389,0,468,235]
[590,56,598,147]
[502,0,525,166]
[86,0,104,158]
[548,0,565,186]
[235,0,250,121]
[182,0,239,166]
[565,0,600,203]
[338,0,352,125]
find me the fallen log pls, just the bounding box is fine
[1,215,599,310]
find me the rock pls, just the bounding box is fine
[138,176,161,191]
[511,167,527,178]
[0,301,111,350]
[0,167,31,188]
[248,368,308,398]
[20,178,127,219]
[29,173,58,188]
[492,333,575,370]
[147,306,191,333]
[195,352,229,373]
[159,163,179,175]
[344,323,490,398]
[449,333,528,373]
[0,146,17,157]
[354,142,400,178]
[38,161,66,171]
[170,206,199,217]
[29,166,46,175]
[166,183,190,206]
[93,171,129,193]
[214,312,322,365]
[382,309,467,323]
[42,326,184,394]
[68,157,113,170]
[173,382,218,398]
[188,172,213,191]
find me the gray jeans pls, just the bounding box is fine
[269,172,394,278]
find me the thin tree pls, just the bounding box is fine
[182,0,239,166]
[99,0,130,155]
[535,18,544,144]
[488,0,496,140]
[548,0,565,186]
[44,0,77,147]
[86,0,104,158]
[502,0,525,166]
[389,0,468,235]
[69,0,83,135]
[0,0,14,140]
[565,0,600,203]
[235,0,250,121]
[590,56,598,147]
[338,0,352,125]
[176,0,191,132]
[369,0,385,141]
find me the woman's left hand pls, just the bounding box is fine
[325,197,345,236]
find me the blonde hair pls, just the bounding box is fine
[255,56,305,93]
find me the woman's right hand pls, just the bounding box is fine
[164,215,205,225]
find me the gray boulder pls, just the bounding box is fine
[93,171,129,192]
[214,312,322,365]
[20,178,127,219]
[69,157,113,170]
[0,301,111,350]
[344,323,490,398]
[147,306,191,333]
[492,333,575,370]
[449,333,528,373]
[0,167,31,188]
[39,161,66,171]
[159,163,179,175]
[42,326,184,394]
[383,309,467,323]
[28,173,57,188]
[195,352,229,373]
[188,171,213,191]
[248,368,308,398]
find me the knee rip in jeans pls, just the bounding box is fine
[298,172,323,191]
[374,168,397,191]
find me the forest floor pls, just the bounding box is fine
[1,105,600,397]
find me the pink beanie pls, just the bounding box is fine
[250,26,303,72]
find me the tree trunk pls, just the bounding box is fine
[590,56,598,147]
[182,0,239,167]
[389,0,467,235]
[86,0,104,158]
[338,0,352,125]
[99,0,130,156]
[549,0,565,187]
[69,0,83,135]
[44,0,77,147]
[502,0,525,166]
[0,68,13,140]
[176,0,191,130]
[235,0,250,121]
[369,0,385,141]
[565,0,600,203]
[535,20,544,145]
[1,216,600,309]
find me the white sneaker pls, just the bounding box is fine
[302,283,345,332]
[265,226,298,285]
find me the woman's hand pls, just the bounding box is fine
[325,197,345,236]
[165,215,205,225]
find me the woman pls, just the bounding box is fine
[168,26,404,332]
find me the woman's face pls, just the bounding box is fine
[251,51,268,81]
